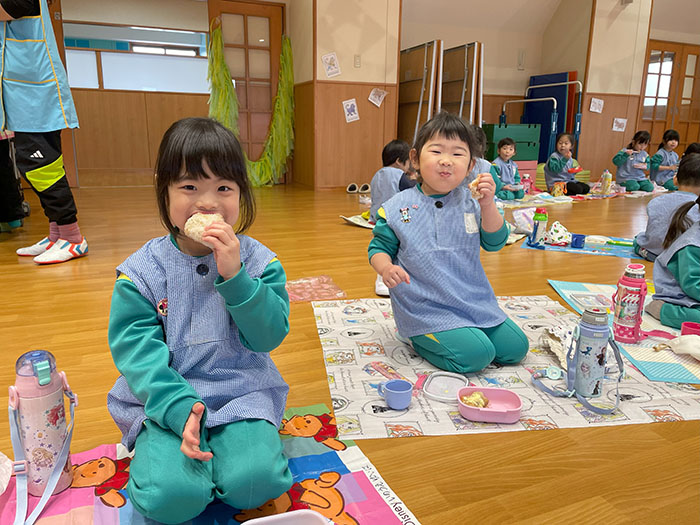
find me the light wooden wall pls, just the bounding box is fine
[71,89,209,186]
[313,81,397,188]
[482,95,524,126]
[577,92,641,182]
[292,81,315,187]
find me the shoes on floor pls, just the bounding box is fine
[16,237,55,256]
[375,274,390,296]
[358,183,371,193]
[346,183,359,193]
[33,237,88,264]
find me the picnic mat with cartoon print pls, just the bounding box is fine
[312,297,700,440]
[0,404,418,524]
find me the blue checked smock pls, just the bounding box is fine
[490,157,520,186]
[543,152,574,189]
[370,184,508,338]
[653,222,700,309]
[613,149,649,182]
[370,166,404,222]
[107,235,290,449]
[649,148,679,185]
[635,191,700,259]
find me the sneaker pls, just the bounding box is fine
[16,237,55,256]
[33,238,88,265]
[375,274,390,296]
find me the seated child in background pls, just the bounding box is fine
[612,130,653,192]
[646,153,700,329]
[399,165,419,191]
[635,151,700,261]
[369,140,411,223]
[683,142,700,157]
[368,111,529,374]
[543,133,590,195]
[650,129,680,191]
[466,125,493,185]
[107,118,292,522]
[490,138,524,200]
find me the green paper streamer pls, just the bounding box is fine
[208,24,294,187]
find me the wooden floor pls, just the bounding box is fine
[1,186,698,524]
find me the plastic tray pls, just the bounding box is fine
[457,386,522,424]
[422,372,469,404]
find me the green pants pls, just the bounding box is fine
[660,302,700,330]
[128,419,292,524]
[663,179,678,191]
[496,189,525,200]
[622,179,654,192]
[410,318,529,374]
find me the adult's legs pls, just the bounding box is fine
[128,420,215,524]
[14,131,87,262]
[209,419,292,510]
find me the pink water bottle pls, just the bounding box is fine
[9,350,77,523]
[612,264,647,343]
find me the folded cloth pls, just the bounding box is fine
[544,220,571,246]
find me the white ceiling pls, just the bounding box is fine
[401,0,561,31]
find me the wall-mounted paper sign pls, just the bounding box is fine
[612,118,627,132]
[342,99,359,123]
[321,52,341,78]
[368,88,388,108]
[589,97,604,113]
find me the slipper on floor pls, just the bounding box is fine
[359,183,371,193]
[346,183,359,193]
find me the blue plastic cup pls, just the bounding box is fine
[571,233,586,249]
[377,379,413,410]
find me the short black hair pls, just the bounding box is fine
[471,125,488,154]
[683,142,700,156]
[497,137,516,150]
[412,111,481,161]
[556,133,575,147]
[382,140,410,167]
[154,117,255,237]
[676,152,700,187]
[627,130,651,149]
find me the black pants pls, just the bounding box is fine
[566,180,590,195]
[14,130,78,225]
[0,138,26,223]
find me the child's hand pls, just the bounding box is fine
[476,173,497,203]
[202,221,241,280]
[181,402,213,462]
[632,163,647,170]
[625,149,635,155]
[381,265,410,288]
[564,150,572,159]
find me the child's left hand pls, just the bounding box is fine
[202,221,241,280]
[475,173,496,204]
[181,402,213,462]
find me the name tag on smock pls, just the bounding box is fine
[464,213,479,234]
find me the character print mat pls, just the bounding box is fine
[312,297,700,440]
[520,235,643,259]
[549,280,700,384]
[0,404,417,525]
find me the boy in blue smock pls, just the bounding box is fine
[369,112,529,374]
[634,152,700,261]
[369,140,411,223]
[490,138,524,200]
